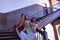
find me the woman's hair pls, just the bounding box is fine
[21,14,24,17]
[25,15,29,20]
[31,17,37,22]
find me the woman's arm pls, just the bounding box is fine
[34,24,38,31]
[17,19,24,28]
[36,21,42,31]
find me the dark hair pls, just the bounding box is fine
[21,14,24,17]
[31,17,36,22]
[25,15,29,20]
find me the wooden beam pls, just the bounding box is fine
[48,0,53,13]
[38,9,60,29]
[52,18,60,40]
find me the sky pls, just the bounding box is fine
[0,0,59,13]
[0,0,49,13]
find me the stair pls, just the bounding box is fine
[0,32,20,40]
[38,9,60,29]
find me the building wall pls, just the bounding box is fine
[0,13,8,32]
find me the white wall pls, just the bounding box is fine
[0,0,49,13]
[45,23,55,40]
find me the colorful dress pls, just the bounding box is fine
[19,20,38,40]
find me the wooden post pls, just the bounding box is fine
[48,0,53,13]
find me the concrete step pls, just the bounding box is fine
[0,32,20,40]
[0,32,15,37]
[0,39,20,40]
[0,32,13,34]
[0,35,18,38]
[0,36,18,39]
[0,33,14,36]
[0,38,20,40]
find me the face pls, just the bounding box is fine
[25,15,29,20]
[32,18,36,23]
[21,15,25,20]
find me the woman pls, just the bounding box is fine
[19,15,31,40]
[31,17,39,33]
[14,14,25,39]
[17,14,25,32]
[31,17,41,40]
[23,15,31,35]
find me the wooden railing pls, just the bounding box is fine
[35,9,60,40]
[38,9,60,29]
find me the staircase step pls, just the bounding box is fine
[0,32,13,34]
[9,39,20,40]
[0,32,20,40]
[0,34,15,37]
[0,36,19,39]
[0,33,14,35]
[0,32,16,37]
[0,38,20,40]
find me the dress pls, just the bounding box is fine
[19,30,38,40]
[19,20,38,40]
